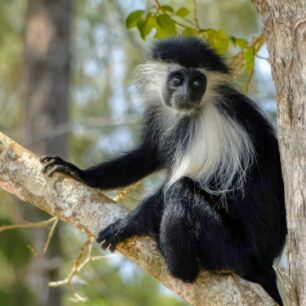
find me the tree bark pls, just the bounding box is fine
[0,131,277,306]
[252,1,306,305]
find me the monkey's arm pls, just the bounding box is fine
[41,143,160,189]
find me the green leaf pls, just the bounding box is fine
[183,27,197,36]
[136,13,156,40]
[126,10,144,29]
[231,37,248,49]
[161,5,174,13]
[206,29,230,55]
[156,15,177,37]
[137,19,147,39]
[153,25,164,39]
[176,7,190,17]
[243,47,255,72]
[144,13,156,36]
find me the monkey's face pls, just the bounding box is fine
[163,68,207,111]
[134,61,232,113]
[134,37,232,112]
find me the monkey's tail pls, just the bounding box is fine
[242,266,283,306]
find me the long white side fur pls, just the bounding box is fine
[135,61,255,197]
[169,102,255,196]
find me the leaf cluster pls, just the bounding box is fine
[125,1,264,91]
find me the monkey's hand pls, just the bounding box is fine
[97,219,130,252]
[40,155,84,182]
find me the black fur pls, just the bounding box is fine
[150,36,229,73]
[41,37,286,305]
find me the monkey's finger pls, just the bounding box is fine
[109,243,118,253]
[97,229,111,243]
[97,223,116,242]
[98,239,106,245]
[100,239,118,252]
[42,159,63,173]
[98,235,119,252]
[46,165,68,177]
[40,155,63,163]
[101,240,111,250]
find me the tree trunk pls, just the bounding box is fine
[252,1,306,305]
[22,0,72,305]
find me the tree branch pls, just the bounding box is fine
[0,131,276,305]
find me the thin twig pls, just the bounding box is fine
[256,54,270,61]
[113,181,143,202]
[231,33,266,76]
[0,216,57,232]
[245,68,255,94]
[49,235,95,302]
[27,218,59,257]
[48,234,121,303]
[49,236,94,287]
[153,0,161,10]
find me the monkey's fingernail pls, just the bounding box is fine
[47,167,57,177]
[97,236,106,243]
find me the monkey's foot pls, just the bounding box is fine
[40,155,82,180]
[166,259,199,283]
[97,219,127,252]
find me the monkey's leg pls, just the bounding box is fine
[40,144,159,188]
[97,190,164,252]
[190,201,283,305]
[159,184,200,282]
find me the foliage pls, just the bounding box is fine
[125,0,263,90]
[0,215,39,306]
[125,2,246,54]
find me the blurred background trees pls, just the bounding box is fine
[0,0,275,305]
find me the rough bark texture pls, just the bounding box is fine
[252,1,306,305]
[0,131,276,305]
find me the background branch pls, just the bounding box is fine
[0,130,276,306]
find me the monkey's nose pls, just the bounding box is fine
[175,92,199,110]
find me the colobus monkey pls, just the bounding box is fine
[41,36,286,305]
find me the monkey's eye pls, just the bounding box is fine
[191,77,203,88]
[169,72,184,87]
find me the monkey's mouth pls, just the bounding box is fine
[172,95,202,111]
